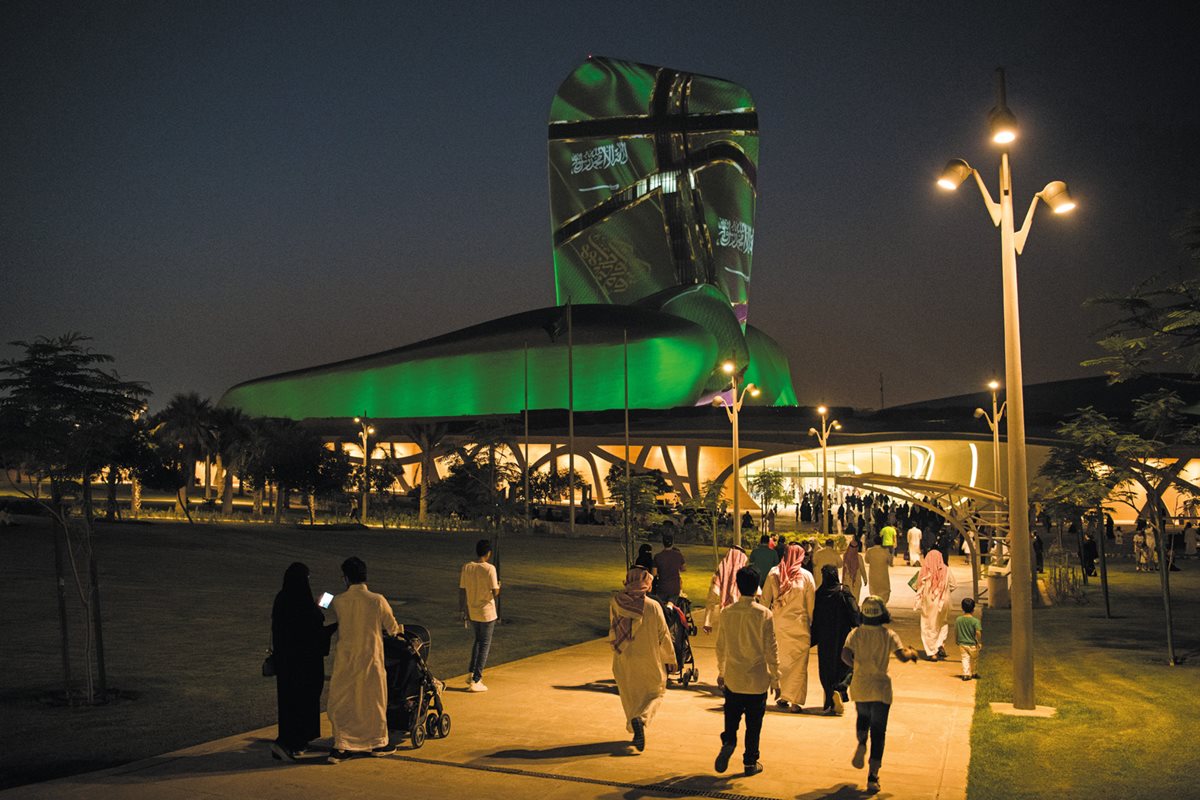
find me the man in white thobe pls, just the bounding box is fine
[327,556,402,761]
[865,537,892,604]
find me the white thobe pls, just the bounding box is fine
[907,526,922,564]
[328,583,402,751]
[865,546,891,604]
[761,566,815,706]
[915,571,958,656]
[610,596,676,731]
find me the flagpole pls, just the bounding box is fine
[568,300,575,536]
[624,328,631,567]
[524,340,531,535]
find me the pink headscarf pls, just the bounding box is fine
[611,567,653,654]
[711,546,749,609]
[843,537,862,585]
[917,549,950,598]
[777,543,807,600]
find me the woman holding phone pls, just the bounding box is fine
[270,562,335,760]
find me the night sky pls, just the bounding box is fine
[3,2,1197,411]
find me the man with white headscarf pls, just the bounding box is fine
[913,549,957,659]
[610,566,677,751]
[761,543,815,712]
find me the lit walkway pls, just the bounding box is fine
[1,562,975,800]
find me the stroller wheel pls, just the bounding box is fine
[410,720,426,749]
[425,715,440,739]
[438,713,452,738]
[681,673,691,688]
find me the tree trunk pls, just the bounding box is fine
[104,470,120,522]
[1096,505,1111,618]
[419,456,430,523]
[253,485,264,517]
[307,493,316,525]
[130,476,141,519]
[88,539,108,702]
[222,469,234,517]
[177,487,194,524]
[51,497,74,702]
[203,456,212,500]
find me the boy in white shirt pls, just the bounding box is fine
[714,566,780,777]
[459,539,501,692]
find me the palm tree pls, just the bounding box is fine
[401,422,449,523]
[154,393,214,517]
[210,406,253,517]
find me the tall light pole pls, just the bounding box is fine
[353,416,375,526]
[713,360,758,549]
[938,67,1075,710]
[808,406,841,538]
[974,380,1007,498]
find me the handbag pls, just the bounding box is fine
[261,629,276,677]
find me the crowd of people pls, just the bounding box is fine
[267,515,977,794]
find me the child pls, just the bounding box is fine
[841,595,918,794]
[714,566,779,777]
[955,597,982,680]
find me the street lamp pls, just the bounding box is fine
[808,406,841,538]
[712,360,759,549]
[974,380,1007,498]
[938,68,1075,710]
[353,416,375,526]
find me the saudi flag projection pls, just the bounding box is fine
[219,57,795,420]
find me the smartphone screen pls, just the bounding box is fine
[318,592,334,609]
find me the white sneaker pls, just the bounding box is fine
[468,681,488,692]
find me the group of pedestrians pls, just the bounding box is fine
[269,541,500,763]
[269,530,975,793]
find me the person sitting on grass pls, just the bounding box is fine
[841,595,918,794]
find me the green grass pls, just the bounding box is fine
[968,565,1200,799]
[0,517,719,790]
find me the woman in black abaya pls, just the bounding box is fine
[271,562,333,760]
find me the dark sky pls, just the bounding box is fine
[3,2,1197,411]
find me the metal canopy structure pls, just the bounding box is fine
[838,472,1009,602]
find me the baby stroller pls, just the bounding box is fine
[660,595,699,688]
[383,624,450,749]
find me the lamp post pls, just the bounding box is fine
[713,360,758,549]
[808,406,841,538]
[353,416,375,526]
[938,67,1075,710]
[974,380,1007,498]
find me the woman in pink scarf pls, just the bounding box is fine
[913,549,957,659]
[702,546,749,633]
[843,532,867,601]
[761,543,816,711]
[609,567,676,751]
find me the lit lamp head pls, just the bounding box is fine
[808,427,819,437]
[988,103,1018,144]
[833,422,842,431]
[974,407,986,419]
[722,360,736,375]
[748,384,760,398]
[1039,180,1076,214]
[987,380,1000,391]
[817,405,828,416]
[937,159,972,190]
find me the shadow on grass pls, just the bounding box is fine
[486,740,635,760]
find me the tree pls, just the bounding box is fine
[401,422,449,523]
[748,469,786,533]
[604,468,669,533]
[1083,210,1200,382]
[0,333,149,704]
[152,393,215,520]
[209,406,253,516]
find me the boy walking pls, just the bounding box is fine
[955,597,982,680]
[714,566,779,777]
[459,539,501,692]
[841,595,918,793]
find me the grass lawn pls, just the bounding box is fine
[968,563,1200,799]
[0,517,720,790]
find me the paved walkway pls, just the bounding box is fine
[2,563,976,800]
